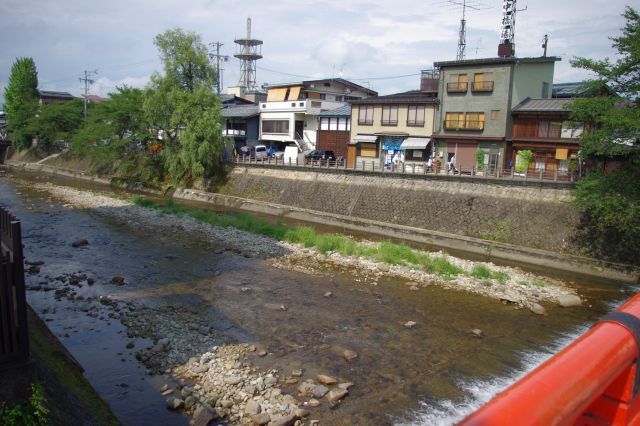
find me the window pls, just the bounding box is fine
[447,74,468,92]
[262,119,289,134]
[465,112,485,130]
[542,82,550,98]
[407,105,425,126]
[472,73,494,92]
[381,105,398,125]
[319,93,327,100]
[358,143,378,158]
[320,117,329,130]
[337,118,347,131]
[358,106,374,125]
[538,120,562,138]
[490,110,499,120]
[329,117,338,131]
[335,95,344,102]
[444,112,464,129]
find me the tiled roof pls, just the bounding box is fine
[39,90,74,99]
[350,90,438,105]
[552,82,591,98]
[318,104,351,117]
[221,105,259,118]
[512,97,573,114]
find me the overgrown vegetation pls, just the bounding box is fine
[569,7,640,264]
[133,196,531,281]
[480,219,512,243]
[514,149,533,173]
[0,384,48,426]
[475,149,486,171]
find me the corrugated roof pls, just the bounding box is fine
[318,104,351,117]
[552,82,590,98]
[512,97,573,114]
[221,105,259,118]
[39,90,74,98]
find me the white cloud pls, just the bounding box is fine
[91,75,151,98]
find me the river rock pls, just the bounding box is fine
[126,341,135,349]
[313,385,329,398]
[295,408,310,418]
[193,365,209,374]
[256,349,268,357]
[530,303,547,315]
[316,374,337,385]
[338,382,354,390]
[224,376,243,385]
[291,369,303,377]
[297,382,315,397]
[323,291,333,297]
[404,321,417,329]
[71,239,89,247]
[264,376,277,387]
[251,413,271,425]
[184,396,196,410]
[558,294,582,307]
[167,397,184,410]
[471,329,485,338]
[111,276,126,285]
[181,386,192,398]
[193,404,218,426]
[220,399,234,409]
[343,350,358,362]
[326,389,348,403]
[25,260,45,266]
[245,399,261,415]
[307,398,320,407]
[267,413,298,426]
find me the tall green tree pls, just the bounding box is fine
[28,98,84,148]
[144,28,224,183]
[570,6,640,264]
[3,57,39,150]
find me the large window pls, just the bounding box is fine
[381,105,398,125]
[444,112,464,129]
[262,119,289,134]
[358,106,374,125]
[407,105,425,126]
[465,112,485,130]
[471,73,494,92]
[447,74,468,93]
[538,120,562,138]
[320,117,350,131]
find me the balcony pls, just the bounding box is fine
[471,81,494,92]
[446,82,468,93]
[443,120,484,131]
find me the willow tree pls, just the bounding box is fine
[144,28,224,184]
[3,57,39,150]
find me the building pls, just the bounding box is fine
[221,104,260,157]
[38,90,75,105]
[349,90,438,170]
[259,78,376,152]
[316,105,351,160]
[432,56,560,172]
[510,98,582,177]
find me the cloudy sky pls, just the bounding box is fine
[0,0,632,106]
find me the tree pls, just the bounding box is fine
[569,6,640,264]
[144,28,224,183]
[3,58,39,150]
[28,99,84,149]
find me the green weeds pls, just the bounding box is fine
[0,384,49,426]
[470,265,509,284]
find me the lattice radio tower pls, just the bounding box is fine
[445,1,489,61]
[234,17,263,91]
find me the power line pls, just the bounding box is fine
[209,42,229,95]
[257,65,420,82]
[79,69,98,121]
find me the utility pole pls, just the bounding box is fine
[79,69,98,121]
[542,34,549,57]
[209,42,229,95]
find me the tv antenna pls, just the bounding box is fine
[234,17,263,91]
[443,1,491,61]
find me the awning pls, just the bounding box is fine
[351,134,378,144]
[400,137,431,150]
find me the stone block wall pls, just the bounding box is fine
[219,166,580,253]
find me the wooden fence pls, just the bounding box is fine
[0,206,29,364]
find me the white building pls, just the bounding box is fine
[259,78,376,152]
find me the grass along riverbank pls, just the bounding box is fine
[132,196,553,289]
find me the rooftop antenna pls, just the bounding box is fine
[445,1,490,60]
[498,0,527,57]
[234,17,263,91]
[541,34,549,57]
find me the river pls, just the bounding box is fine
[0,169,635,425]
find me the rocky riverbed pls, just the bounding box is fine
[26,180,581,313]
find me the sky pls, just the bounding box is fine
[0,0,632,107]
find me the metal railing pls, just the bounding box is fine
[443,119,485,131]
[0,206,28,365]
[471,81,494,92]
[446,82,468,93]
[230,156,578,183]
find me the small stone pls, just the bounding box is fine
[297,382,315,397]
[181,387,192,398]
[326,389,348,403]
[256,350,267,357]
[343,350,358,362]
[316,374,337,385]
[338,382,354,390]
[241,287,252,293]
[295,408,310,418]
[160,384,169,392]
[558,294,582,307]
[307,398,320,407]
[249,345,257,352]
[291,369,303,377]
[193,404,218,426]
[323,291,333,297]
[71,239,89,248]
[530,303,547,315]
[251,413,271,425]
[87,277,95,285]
[193,365,209,374]
[264,376,277,387]
[471,329,485,338]
[285,378,299,385]
[111,276,126,286]
[404,321,417,329]
[280,305,288,311]
[220,399,234,409]
[166,397,184,410]
[126,341,135,349]
[224,376,243,385]
[245,399,261,415]
[409,285,420,291]
[161,389,174,396]
[378,264,389,272]
[267,413,298,426]
[184,396,196,410]
[313,385,329,398]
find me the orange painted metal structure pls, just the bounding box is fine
[461,294,640,426]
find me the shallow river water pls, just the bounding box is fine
[0,170,636,425]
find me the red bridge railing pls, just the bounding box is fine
[461,294,640,425]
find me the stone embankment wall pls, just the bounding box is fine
[219,166,580,253]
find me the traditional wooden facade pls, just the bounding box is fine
[316,105,351,159]
[510,97,582,176]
